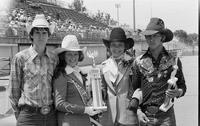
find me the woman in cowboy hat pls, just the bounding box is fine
[128,17,187,126]
[53,35,102,126]
[100,27,141,126]
[8,14,58,126]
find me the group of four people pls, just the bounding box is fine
[8,14,186,126]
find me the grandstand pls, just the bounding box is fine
[23,0,108,28]
[3,0,110,44]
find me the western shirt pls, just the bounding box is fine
[132,47,186,107]
[8,46,58,112]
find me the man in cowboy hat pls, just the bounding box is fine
[100,27,141,126]
[128,17,186,126]
[8,14,58,126]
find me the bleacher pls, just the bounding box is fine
[24,1,108,28]
[3,0,110,43]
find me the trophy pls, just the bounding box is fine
[159,50,181,112]
[87,50,107,111]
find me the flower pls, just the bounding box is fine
[140,58,154,73]
[121,53,135,67]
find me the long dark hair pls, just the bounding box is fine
[53,52,67,79]
[53,51,85,79]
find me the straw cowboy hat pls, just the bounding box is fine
[141,17,173,42]
[102,27,134,50]
[55,35,86,61]
[26,14,55,34]
[54,35,86,58]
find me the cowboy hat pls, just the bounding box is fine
[26,14,55,34]
[102,27,134,50]
[141,17,173,42]
[54,35,86,54]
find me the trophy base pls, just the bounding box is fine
[93,106,107,111]
[159,102,174,112]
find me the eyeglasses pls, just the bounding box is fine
[145,34,162,39]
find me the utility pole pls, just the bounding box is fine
[115,3,120,26]
[133,0,136,31]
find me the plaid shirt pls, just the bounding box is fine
[8,46,58,112]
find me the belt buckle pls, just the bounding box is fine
[40,105,51,115]
[146,106,159,114]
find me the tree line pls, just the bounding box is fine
[59,0,199,46]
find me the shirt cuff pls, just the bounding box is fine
[132,88,142,104]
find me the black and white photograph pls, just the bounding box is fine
[0,0,198,126]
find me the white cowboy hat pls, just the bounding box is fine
[54,35,87,54]
[26,14,55,34]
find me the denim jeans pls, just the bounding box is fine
[17,108,57,126]
[140,107,176,126]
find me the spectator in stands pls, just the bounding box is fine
[53,35,101,126]
[128,17,187,126]
[5,21,18,36]
[100,27,141,126]
[8,14,58,126]
[7,7,109,40]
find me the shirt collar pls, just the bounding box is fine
[28,46,50,61]
[110,54,125,64]
[65,65,81,75]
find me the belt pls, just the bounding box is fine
[145,105,160,114]
[144,105,174,117]
[142,104,162,116]
[20,104,54,115]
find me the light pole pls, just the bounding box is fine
[133,0,135,31]
[115,3,120,26]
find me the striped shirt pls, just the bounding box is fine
[8,46,58,112]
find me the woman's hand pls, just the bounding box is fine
[84,107,101,116]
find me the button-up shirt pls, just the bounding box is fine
[131,47,186,107]
[8,46,58,112]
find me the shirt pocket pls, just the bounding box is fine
[23,63,39,91]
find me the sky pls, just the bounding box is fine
[0,0,198,34]
[61,0,198,34]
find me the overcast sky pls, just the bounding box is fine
[0,0,198,34]
[63,0,198,34]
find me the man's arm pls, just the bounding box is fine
[128,60,142,111]
[101,75,108,102]
[8,55,22,119]
[129,60,142,100]
[175,58,187,98]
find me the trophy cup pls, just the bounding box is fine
[159,51,181,112]
[87,50,107,111]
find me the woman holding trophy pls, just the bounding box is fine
[100,27,141,126]
[53,35,101,126]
